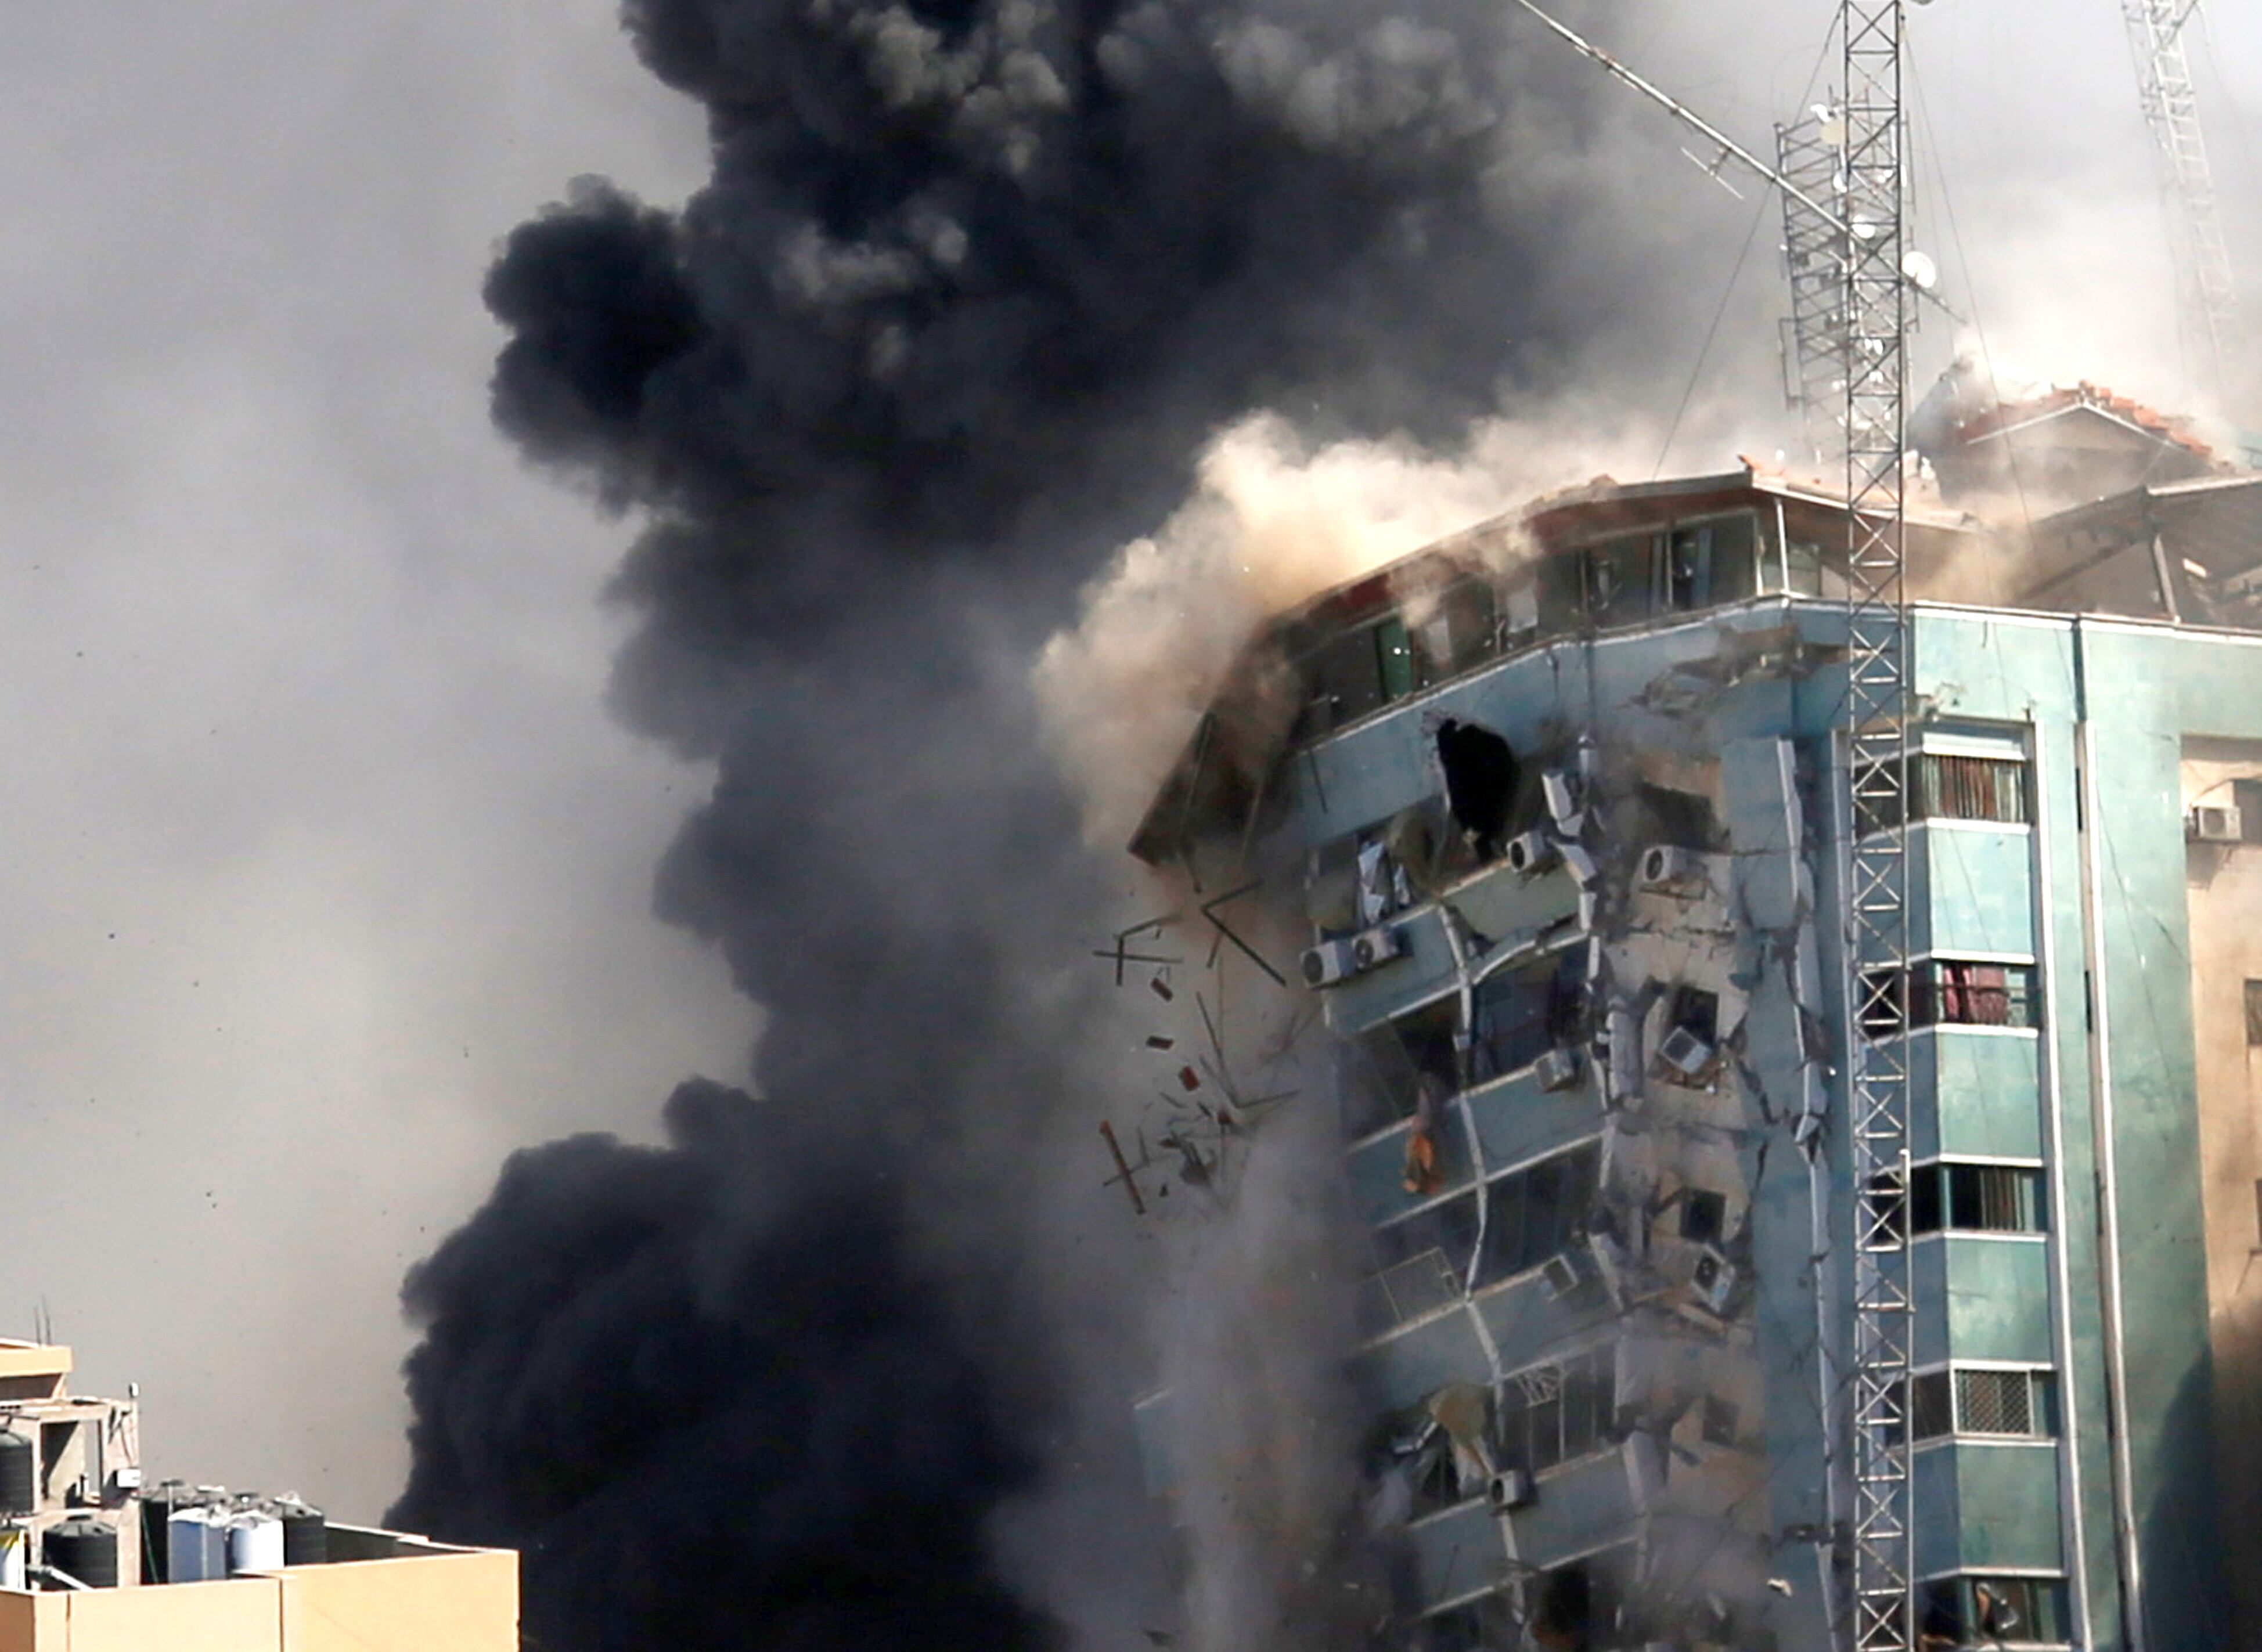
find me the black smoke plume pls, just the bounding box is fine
[391,0,1676,1647]
[392,1080,1051,1651]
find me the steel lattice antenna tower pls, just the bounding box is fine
[1776,110,1852,461]
[1840,3,1913,1651]
[2121,0,2242,401]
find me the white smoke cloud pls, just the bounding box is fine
[1033,408,1658,849]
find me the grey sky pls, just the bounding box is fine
[0,0,2253,1528]
[0,3,743,1520]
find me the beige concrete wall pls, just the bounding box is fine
[2182,742,2262,1652]
[282,1551,516,1652]
[0,1546,515,1651]
[38,1578,284,1652]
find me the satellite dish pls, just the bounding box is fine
[1818,115,1847,147]
[1901,249,1939,290]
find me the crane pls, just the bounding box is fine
[2120,0,2243,402]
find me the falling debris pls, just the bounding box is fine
[1101,1120,1149,1218]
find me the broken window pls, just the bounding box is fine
[1527,1553,1635,1652]
[1679,1187,1728,1246]
[1496,1345,1613,1474]
[1436,719,1519,859]
[1299,625,1388,731]
[1410,578,1501,686]
[1345,998,1461,1137]
[1759,537,1828,597]
[1355,833,1412,925]
[1372,1192,1480,1305]
[1635,781,1724,850]
[1469,950,1585,1083]
[1919,1575,2070,1649]
[1583,536,1654,628]
[1536,549,1586,634]
[1909,1163,2045,1235]
[1295,611,1435,735]
[1356,1244,1466,1337]
[1305,834,1361,936]
[1661,524,1712,611]
[1376,615,1417,699]
[1475,1141,1601,1287]
[1667,984,1719,1044]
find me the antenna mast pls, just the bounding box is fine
[1840,6,1913,1652]
[2120,0,2242,399]
[1776,107,1853,460]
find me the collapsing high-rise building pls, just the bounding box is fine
[1126,384,2262,1652]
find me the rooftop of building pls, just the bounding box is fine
[0,1340,516,1650]
[1129,401,2262,863]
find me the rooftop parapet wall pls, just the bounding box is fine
[0,1536,515,1652]
[0,1349,70,1406]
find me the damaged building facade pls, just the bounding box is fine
[1130,387,2262,1652]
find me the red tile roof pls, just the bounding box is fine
[1949,380,2218,464]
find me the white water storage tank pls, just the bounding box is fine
[167,1506,229,1582]
[226,1510,284,1575]
[0,1525,24,1592]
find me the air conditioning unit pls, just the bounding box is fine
[1489,1467,1537,1512]
[1301,924,1406,987]
[1543,770,1581,831]
[1691,1247,1739,1316]
[1351,924,1408,972]
[1655,1025,1714,1083]
[2188,804,2244,843]
[1505,828,1555,876]
[1533,1047,1582,1092]
[1638,843,1704,891]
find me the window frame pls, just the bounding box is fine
[1860,957,2042,1038]
[1908,1363,2060,1444]
[1918,1573,2072,1649]
[1495,1342,1616,1477]
[1909,1159,2048,1236]
[1472,1139,1604,1290]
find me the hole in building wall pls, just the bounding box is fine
[1436,719,1519,858]
[1633,781,1724,850]
[1680,1187,1727,1245]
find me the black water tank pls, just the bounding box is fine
[0,1433,31,1517]
[44,1516,118,1588]
[141,1483,200,1582]
[279,1502,326,1566]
